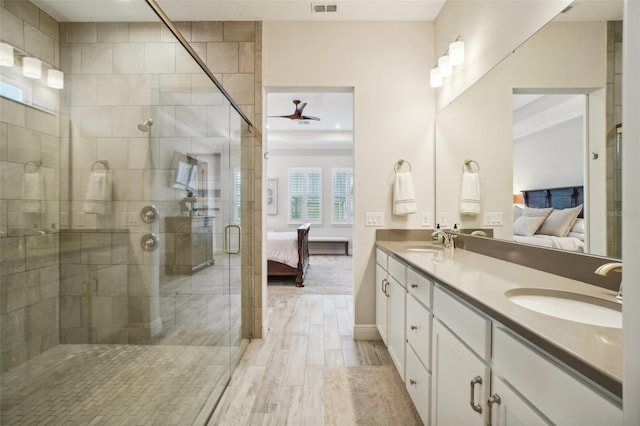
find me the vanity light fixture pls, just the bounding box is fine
[47,69,64,89]
[430,36,465,88]
[22,57,42,79]
[0,42,14,67]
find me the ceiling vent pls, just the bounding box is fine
[312,3,339,13]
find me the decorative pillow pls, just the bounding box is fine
[513,216,546,236]
[537,205,583,237]
[513,205,524,222]
[570,218,585,234]
[522,206,553,218]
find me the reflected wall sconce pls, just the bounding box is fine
[430,36,465,88]
[0,40,64,89]
[513,194,524,204]
[0,42,14,67]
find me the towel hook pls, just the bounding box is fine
[394,159,412,173]
[92,160,110,171]
[24,160,42,172]
[462,159,480,173]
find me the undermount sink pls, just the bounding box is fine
[401,244,443,253]
[505,288,622,329]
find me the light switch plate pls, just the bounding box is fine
[365,212,385,227]
[484,212,504,226]
[421,212,432,227]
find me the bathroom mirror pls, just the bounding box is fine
[434,0,623,259]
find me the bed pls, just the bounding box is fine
[513,186,585,252]
[267,223,311,287]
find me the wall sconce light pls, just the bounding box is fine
[22,57,42,79]
[513,194,524,204]
[430,36,465,88]
[0,42,14,67]
[47,69,64,89]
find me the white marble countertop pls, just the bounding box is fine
[376,240,623,398]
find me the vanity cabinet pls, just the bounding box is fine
[165,216,214,275]
[488,376,548,426]
[432,286,491,426]
[375,249,407,379]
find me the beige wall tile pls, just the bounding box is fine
[97,22,129,43]
[6,270,39,312]
[60,295,81,328]
[112,296,129,328]
[0,123,7,161]
[96,137,128,169]
[0,98,26,127]
[80,232,111,264]
[60,43,81,74]
[38,9,59,41]
[24,299,57,340]
[111,169,144,201]
[222,74,254,105]
[161,21,192,42]
[25,233,58,270]
[192,21,222,42]
[223,22,255,42]
[40,134,60,168]
[90,296,112,328]
[78,106,113,138]
[128,74,160,106]
[7,125,40,164]
[175,45,203,74]
[160,74,192,106]
[129,22,161,43]
[26,108,58,136]
[206,42,238,74]
[144,43,176,74]
[113,43,145,74]
[81,43,113,74]
[24,23,56,65]
[238,42,254,74]
[1,7,25,49]
[39,264,59,300]
[1,308,25,346]
[112,105,145,138]
[175,105,208,137]
[64,23,97,43]
[4,0,38,28]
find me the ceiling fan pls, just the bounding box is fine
[269,99,321,121]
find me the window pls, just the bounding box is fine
[332,168,354,224]
[288,168,322,224]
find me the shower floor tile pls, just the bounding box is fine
[1,344,234,425]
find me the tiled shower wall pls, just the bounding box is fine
[606,21,622,259]
[0,1,62,372]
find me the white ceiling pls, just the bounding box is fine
[32,0,446,22]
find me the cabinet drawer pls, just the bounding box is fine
[376,248,388,269]
[433,285,491,361]
[388,256,406,286]
[406,267,432,309]
[405,345,431,425]
[493,326,622,425]
[406,294,431,371]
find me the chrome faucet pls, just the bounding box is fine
[595,262,623,301]
[470,230,487,237]
[432,230,455,249]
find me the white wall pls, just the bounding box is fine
[513,117,584,193]
[433,0,571,110]
[263,21,436,337]
[265,152,353,247]
[623,0,640,422]
[435,21,606,241]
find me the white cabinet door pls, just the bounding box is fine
[388,276,406,380]
[489,376,549,426]
[375,262,389,345]
[432,320,489,426]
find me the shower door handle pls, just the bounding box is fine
[224,224,242,254]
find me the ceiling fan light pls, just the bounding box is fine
[438,55,452,77]
[450,40,465,66]
[430,67,442,88]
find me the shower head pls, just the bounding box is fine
[138,119,153,132]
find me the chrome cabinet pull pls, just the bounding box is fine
[383,279,390,298]
[487,394,501,426]
[381,278,388,295]
[469,376,483,414]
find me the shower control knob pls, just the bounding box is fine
[140,205,159,223]
[141,233,159,252]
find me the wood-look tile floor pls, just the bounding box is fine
[207,293,396,425]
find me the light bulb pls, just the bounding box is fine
[430,68,442,88]
[0,43,14,67]
[438,55,452,77]
[47,69,64,89]
[449,40,465,66]
[23,57,41,79]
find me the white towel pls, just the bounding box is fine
[84,170,113,215]
[460,171,481,215]
[23,170,45,213]
[393,171,416,215]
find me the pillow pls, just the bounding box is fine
[522,206,553,218]
[570,218,585,234]
[513,205,524,222]
[567,232,585,241]
[513,216,546,236]
[537,205,583,237]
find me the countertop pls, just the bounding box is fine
[376,240,623,399]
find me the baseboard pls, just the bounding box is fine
[353,324,381,340]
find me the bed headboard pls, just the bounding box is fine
[521,186,584,218]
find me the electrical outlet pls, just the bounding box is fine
[484,212,504,226]
[365,212,385,227]
[421,212,432,227]
[437,212,448,226]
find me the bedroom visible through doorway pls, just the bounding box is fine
[264,89,354,295]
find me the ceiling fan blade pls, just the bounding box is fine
[301,115,321,121]
[297,102,308,113]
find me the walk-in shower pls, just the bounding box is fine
[0,0,257,424]
[138,118,154,132]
